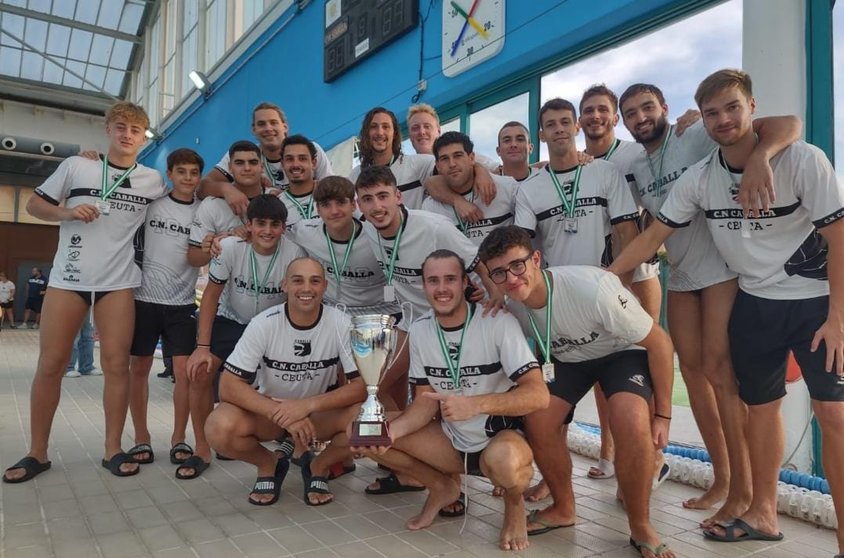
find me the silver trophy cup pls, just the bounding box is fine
[349,314,397,446]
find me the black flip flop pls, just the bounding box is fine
[438,492,466,518]
[169,442,194,465]
[302,458,333,506]
[3,456,52,483]
[101,452,139,477]
[248,456,289,506]
[702,518,784,542]
[128,443,155,464]
[175,455,210,480]
[364,473,426,495]
[526,509,574,536]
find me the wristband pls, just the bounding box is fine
[196,343,211,348]
[654,413,671,421]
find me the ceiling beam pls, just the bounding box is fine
[0,76,112,115]
[0,3,143,44]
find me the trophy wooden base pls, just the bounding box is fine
[349,420,391,447]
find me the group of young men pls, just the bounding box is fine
[2,67,843,558]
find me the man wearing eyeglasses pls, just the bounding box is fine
[478,226,677,558]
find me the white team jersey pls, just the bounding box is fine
[658,142,844,300]
[628,122,735,291]
[279,189,315,231]
[188,197,244,247]
[601,139,659,283]
[409,306,539,452]
[286,218,399,315]
[515,159,639,268]
[349,153,436,210]
[135,195,200,305]
[0,280,14,303]
[35,155,166,290]
[214,141,333,189]
[362,207,481,322]
[209,236,306,324]
[223,303,358,398]
[421,174,518,245]
[510,266,653,362]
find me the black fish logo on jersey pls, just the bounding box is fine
[447,342,460,364]
[293,341,312,357]
[383,245,399,261]
[71,234,82,245]
[618,294,628,309]
[729,182,740,202]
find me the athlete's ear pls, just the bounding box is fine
[612,113,620,127]
[531,250,542,267]
[281,277,288,294]
[749,97,756,115]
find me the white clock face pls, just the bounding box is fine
[442,0,505,78]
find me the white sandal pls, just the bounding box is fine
[587,458,615,479]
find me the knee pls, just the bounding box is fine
[813,402,844,433]
[204,406,240,447]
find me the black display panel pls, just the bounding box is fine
[324,0,419,82]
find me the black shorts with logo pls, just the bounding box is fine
[130,300,197,357]
[550,349,654,424]
[729,290,844,405]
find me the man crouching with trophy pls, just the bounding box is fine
[205,258,364,506]
[352,250,549,551]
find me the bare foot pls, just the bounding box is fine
[682,484,727,510]
[406,480,460,530]
[499,491,529,551]
[523,479,550,502]
[699,496,751,529]
[492,486,505,497]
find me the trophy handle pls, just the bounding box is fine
[386,301,413,370]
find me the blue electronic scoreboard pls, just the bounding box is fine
[323,0,419,82]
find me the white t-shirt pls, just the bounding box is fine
[361,207,481,322]
[214,141,333,189]
[658,142,844,300]
[349,154,436,210]
[409,306,539,452]
[135,194,200,305]
[0,280,14,303]
[286,218,399,315]
[421,174,518,245]
[279,189,315,232]
[223,303,358,398]
[510,266,653,362]
[514,160,639,268]
[34,155,166,290]
[188,197,244,247]
[208,236,306,324]
[628,122,735,291]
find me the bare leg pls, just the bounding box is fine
[170,355,191,450]
[523,395,577,529]
[812,400,844,554]
[589,385,615,478]
[179,360,218,476]
[631,276,662,321]
[128,355,154,457]
[667,291,730,512]
[4,288,87,481]
[480,431,534,551]
[94,289,138,472]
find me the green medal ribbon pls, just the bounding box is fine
[434,302,474,390]
[284,191,314,220]
[451,189,476,237]
[527,270,553,363]
[261,156,278,186]
[548,164,582,218]
[324,222,356,286]
[380,212,405,285]
[101,157,137,201]
[646,124,673,197]
[602,139,620,161]
[249,244,280,312]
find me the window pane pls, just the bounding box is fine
[469,92,529,163]
[834,4,843,178]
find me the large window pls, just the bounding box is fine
[834,3,843,178]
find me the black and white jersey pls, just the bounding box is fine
[286,218,399,315]
[362,207,480,322]
[658,141,844,300]
[135,194,199,305]
[510,266,653,362]
[279,190,315,231]
[214,141,333,189]
[0,280,14,303]
[628,122,735,291]
[188,197,244,247]
[208,236,306,324]
[34,155,166,290]
[223,303,358,398]
[602,139,659,283]
[349,154,436,210]
[514,159,639,267]
[421,174,518,245]
[409,306,539,452]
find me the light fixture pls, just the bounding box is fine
[189,70,213,97]
[145,128,161,140]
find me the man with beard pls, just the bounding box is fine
[619,82,800,526]
[278,135,318,232]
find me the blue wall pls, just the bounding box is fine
[140,0,706,171]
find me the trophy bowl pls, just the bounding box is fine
[348,314,397,447]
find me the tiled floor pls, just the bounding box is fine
[0,329,839,557]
